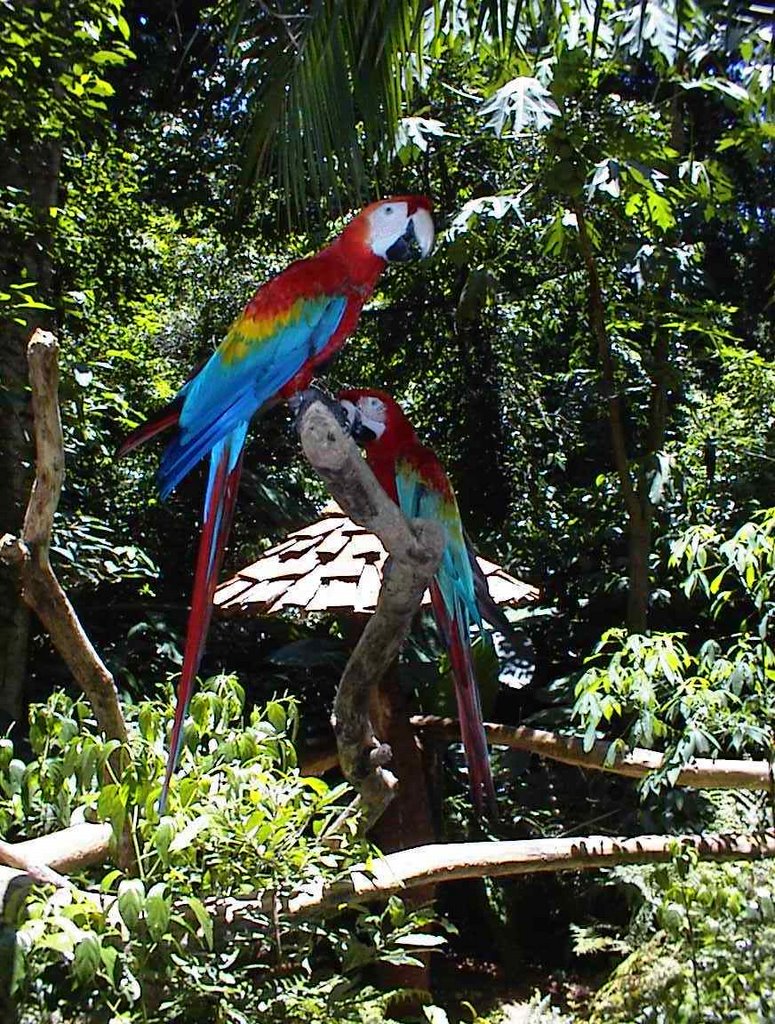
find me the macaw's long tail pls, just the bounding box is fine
[117,397,184,458]
[431,583,497,819]
[465,537,521,650]
[159,421,249,811]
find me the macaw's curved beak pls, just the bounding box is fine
[386,207,435,262]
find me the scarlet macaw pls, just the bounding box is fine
[338,388,500,816]
[119,199,434,808]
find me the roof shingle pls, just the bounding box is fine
[215,503,539,618]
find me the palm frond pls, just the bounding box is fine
[233,0,426,219]
[232,0,532,220]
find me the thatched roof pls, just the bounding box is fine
[214,503,539,618]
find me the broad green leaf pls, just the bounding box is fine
[480,76,561,136]
[185,896,214,950]
[117,878,145,930]
[74,933,101,983]
[168,814,212,853]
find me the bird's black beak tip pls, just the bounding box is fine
[386,218,421,262]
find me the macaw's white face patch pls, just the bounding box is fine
[367,202,435,261]
[340,396,387,441]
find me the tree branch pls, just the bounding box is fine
[301,717,775,791]
[296,391,444,828]
[217,829,775,924]
[0,823,113,913]
[3,820,775,932]
[0,332,129,756]
[1,823,112,877]
[411,716,775,791]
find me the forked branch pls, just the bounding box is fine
[296,391,444,828]
[0,331,128,755]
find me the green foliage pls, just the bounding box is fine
[0,0,132,139]
[2,1,775,1019]
[573,509,774,786]
[0,0,133,322]
[585,850,775,1024]
[6,677,447,1022]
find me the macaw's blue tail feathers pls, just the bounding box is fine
[159,421,248,811]
[117,364,203,460]
[157,391,253,500]
[466,541,521,650]
[117,398,183,459]
[431,583,498,819]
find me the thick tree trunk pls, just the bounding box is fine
[369,662,437,1009]
[627,520,651,635]
[573,199,667,635]
[0,135,60,722]
[297,394,444,826]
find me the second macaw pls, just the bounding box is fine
[338,388,501,817]
[119,198,434,808]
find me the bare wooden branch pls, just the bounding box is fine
[0,823,113,912]
[3,819,775,936]
[411,716,775,792]
[0,842,72,890]
[296,392,444,828]
[2,823,112,876]
[0,331,128,753]
[22,331,65,549]
[217,829,775,924]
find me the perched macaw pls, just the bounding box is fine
[119,198,434,808]
[338,388,502,817]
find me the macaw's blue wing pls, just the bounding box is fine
[158,294,348,499]
[156,294,347,809]
[395,459,497,818]
[159,421,248,811]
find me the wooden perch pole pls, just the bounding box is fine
[301,718,774,792]
[0,824,112,886]
[412,716,775,792]
[296,391,444,827]
[217,828,775,925]
[0,823,113,919]
[0,332,134,877]
[0,331,128,753]
[4,821,774,930]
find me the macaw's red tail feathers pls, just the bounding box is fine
[117,398,183,459]
[159,421,248,812]
[431,583,497,819]
[117,360,206,460]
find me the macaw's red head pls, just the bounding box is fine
[337,388,418,450]
[340,196,435,264]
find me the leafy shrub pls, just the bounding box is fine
[4,677,444,1022]
[584,847,775,1024]
[572,509,775,788]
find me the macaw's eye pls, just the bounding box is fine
[384,206,394,215]
[364,398,385,417]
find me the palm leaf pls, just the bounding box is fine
[231,0,532,220]
[233,0,426,218]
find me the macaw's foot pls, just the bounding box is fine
[291,386,350,433]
